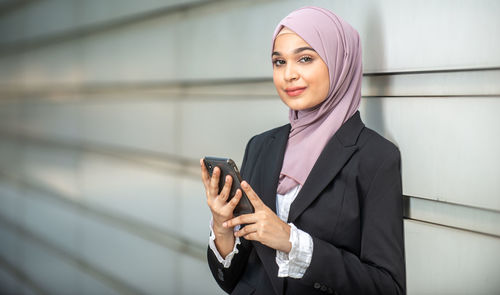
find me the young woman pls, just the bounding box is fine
[200,6,405,295]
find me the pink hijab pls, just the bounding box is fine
[273,6,363,195]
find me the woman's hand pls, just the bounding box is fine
[223,181,292,253]
[200,159,242,257]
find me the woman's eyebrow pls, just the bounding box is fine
[272,47,316,57]
[294,47,316,54]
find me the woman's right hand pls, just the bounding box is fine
[200,159,242,255]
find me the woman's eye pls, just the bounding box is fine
[273,59,285,66]
[299,56,313,63]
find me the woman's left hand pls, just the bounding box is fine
[223,181,292,253]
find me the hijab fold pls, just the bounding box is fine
[273,6,363,195]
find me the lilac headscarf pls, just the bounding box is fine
[273,6,362,195]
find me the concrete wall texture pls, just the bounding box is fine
[0,0,499,294]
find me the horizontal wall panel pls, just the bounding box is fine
[0,180,20,224]
[1,98,179,155]
[363,69,500,97]
[19,240,79,295]
[179,177,213,245]
[178,98,288,164]
[18,41,83,85]
[78,15,182,84]
[1,66,500,99]
[2,95,283,166]
[359,96,500,211]
[18,189,79,258]
[0,55,20,85]
[178,254,221,295]
[0,266,39,295]
[0,223,22,271]
[21,144,79,198]
[0,201,218,294]
[0,0,211,46]
[4,138,204,244]
[405,220,500,294]
[1,0,499,86]
[0,0,77,45]
[7,98,81,141]
[76,211,216,294]
[78,215,175,294]
[0,220,123,295]
[0,267,19,295]
[0,100,19,134]
[79,99,178,154]
[2,93,499,213]
[3,132,500,238]
[406,196,500,237]
[80,153,181,234]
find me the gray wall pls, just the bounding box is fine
[0,0,499,294]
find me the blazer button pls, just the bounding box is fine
[320,285,327,292]
[314,282,321,289]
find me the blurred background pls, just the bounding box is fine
[0,0,499,294]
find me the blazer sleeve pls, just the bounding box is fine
[206,136,257,293]
[301,148,406,295]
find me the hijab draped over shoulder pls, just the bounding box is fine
[273,6,363,194]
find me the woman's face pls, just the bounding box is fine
[272,30,330,111]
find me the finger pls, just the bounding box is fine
[241,181,264,209]
[242,232,258,242]
[223,213,257,228]
[234,223,257,238]
[209,166,220,196]
[218,175,233,202]
[226,189,242,210]
[200,159,210,189]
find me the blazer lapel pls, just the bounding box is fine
[258,124,290,213]
[251,124,290,295]
[288,111,365,223]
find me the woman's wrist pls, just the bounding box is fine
[213,221,233,237]
[214,230,236,258]
[280,223,292,253]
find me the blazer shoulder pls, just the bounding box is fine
[254,123,290,141]
[241,123,290,176]
[358,127,401,162]
[246,123,290,150]
[355,127,402,200]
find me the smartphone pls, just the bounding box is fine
[203,156,254,216]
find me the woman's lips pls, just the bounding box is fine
[285,87,307,97]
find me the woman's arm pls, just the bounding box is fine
[207,236,253,293]
[205,135,257,293]
[200,160,241,256]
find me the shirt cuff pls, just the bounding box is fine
[276,223,313,278]
[208,217,241,268]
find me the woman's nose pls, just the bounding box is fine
[284,64,299,81]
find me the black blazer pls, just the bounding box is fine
[207,111,406,295]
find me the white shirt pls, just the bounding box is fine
[208,185,313,278]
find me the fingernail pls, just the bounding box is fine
[222,222,227,227]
